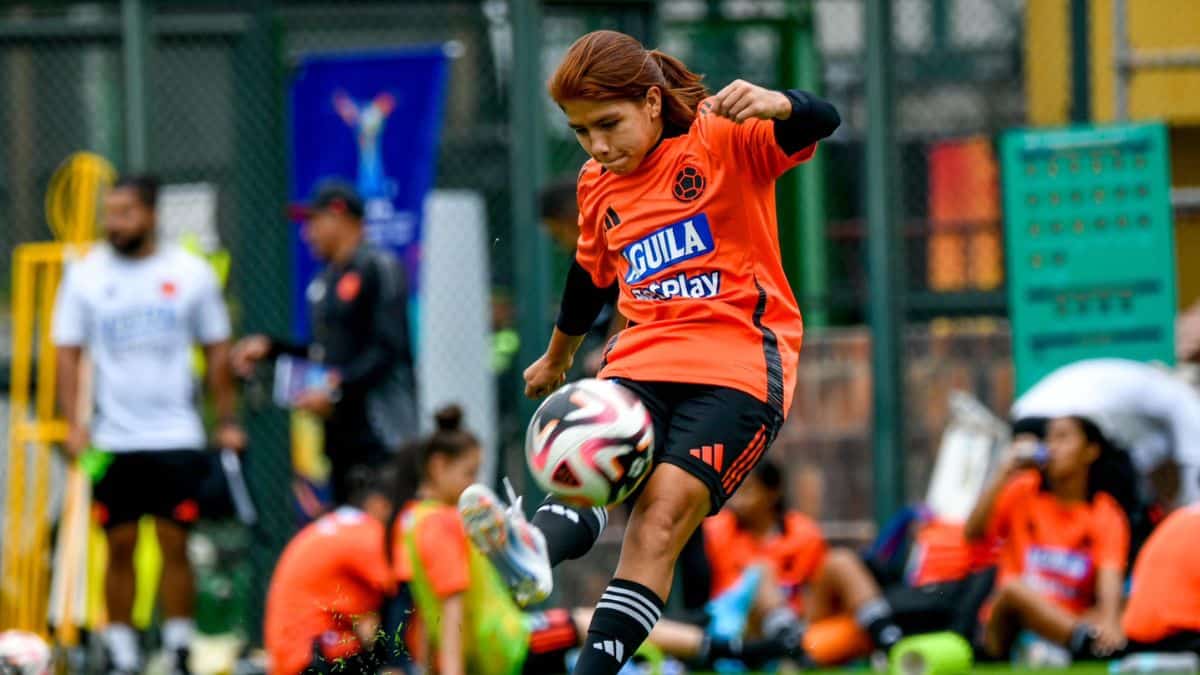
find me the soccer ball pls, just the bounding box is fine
[526,379,654,507]
[0,631,51,675]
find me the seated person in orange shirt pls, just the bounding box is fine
[965,415,1136,660]
[703,459,908,666]
[1121,502,1200,655]
[704,459,826,639]
[955,494,1200,659]
[264,464,403,675]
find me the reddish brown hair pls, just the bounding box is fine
[549,30,709,137]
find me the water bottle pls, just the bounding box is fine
[1109,652,1200,674]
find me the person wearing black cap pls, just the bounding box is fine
[232,179,417,505]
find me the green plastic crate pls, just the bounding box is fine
[1001,122,1177,395]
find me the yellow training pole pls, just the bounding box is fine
[29,258,64,632]
[5,246,35,630]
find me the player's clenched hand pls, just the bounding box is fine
[230,334,271,378]
[524,353,570,399]
[710,79,792,123]
[64,422,89,460]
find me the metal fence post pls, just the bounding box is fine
[865,0,905,526]
[509,0,550,507]
[788,0,829,328]
[120,0,149,171]
[1070,0,1091,123]
[231,2,288,644]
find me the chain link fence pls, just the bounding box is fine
[0,0,1120,654]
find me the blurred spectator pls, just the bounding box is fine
[956,495,1200,661]
[263,465,400,675]
[1179,300,1200,363]
[700,460,906,667]
[52,174,245,674]
[539,178,621,376]
[704,460,825,628]
[232,180,417,504]
[1012,358,1200,506]
[967,416,1133,660]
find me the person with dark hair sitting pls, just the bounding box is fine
[966,415,1135,660]
[703,459,825,641]
[263,463,403,675]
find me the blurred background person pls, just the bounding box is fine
[967,415,1135,661]
[956,495,1200,661]
[1179,300,1200,364]
[1012,358,1200,506]
[703,459,825,642]
[263,465,399,675]
[232,180,417,505]
[52,174,245,675]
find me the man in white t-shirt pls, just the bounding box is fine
[1011,358,1200,506]
[52,175,245,675]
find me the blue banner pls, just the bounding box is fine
[288,46,450,340]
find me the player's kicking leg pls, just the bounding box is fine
[459,478,610,606]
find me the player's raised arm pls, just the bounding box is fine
[704,81,840,181]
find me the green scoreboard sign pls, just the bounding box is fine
[1001,122,1177,395]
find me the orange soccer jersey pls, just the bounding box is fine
[264,508,396,675]
[987,471,1129,616]
[1122,504,1200,643]
[704,510,826,614]
[576,97,817,415]
[905,518,998,587]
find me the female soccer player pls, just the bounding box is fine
[966,415,1135,660]
[459,29,840,674]
[399,407,799,674]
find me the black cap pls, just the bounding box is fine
[287,179,364,221]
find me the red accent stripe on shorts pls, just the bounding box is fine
[722,426,767,493]
[726,433,770,493]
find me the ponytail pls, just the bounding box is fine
[647,49,708,136]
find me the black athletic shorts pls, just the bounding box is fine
[92,449,233,530]
[1120,631,1200,658]
[615,379,784,515]
[863,554,998,638]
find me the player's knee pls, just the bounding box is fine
[993,578,1033,608]
[822,547,861,578]
[627,493,705,562]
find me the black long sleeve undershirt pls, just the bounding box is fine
[556,259,619,336]
[773,89,841,154]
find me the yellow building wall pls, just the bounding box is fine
[1024,0,1200,308]
[1025,0,1072,127]
[1089,0,1200,124]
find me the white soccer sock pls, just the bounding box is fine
[162,617,195,652]
[103,623,140,671]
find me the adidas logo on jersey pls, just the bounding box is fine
[604,206,621,230]
[592,639,625,662]
[623,213,714,284]
[630,270,721,301]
